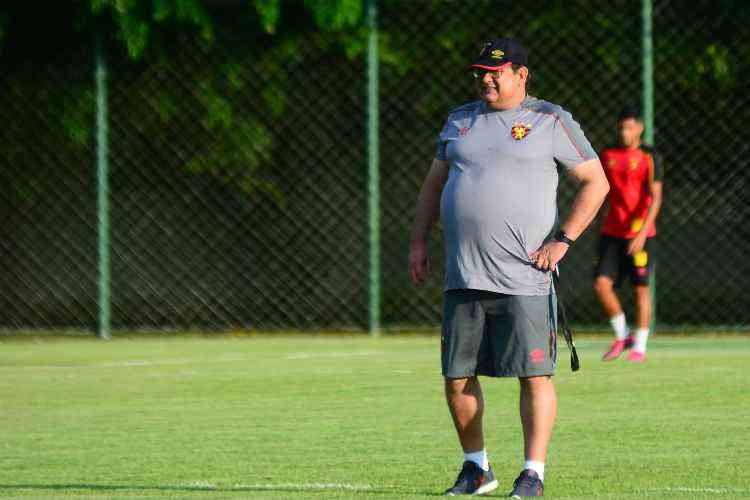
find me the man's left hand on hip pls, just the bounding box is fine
[530,241,570,271]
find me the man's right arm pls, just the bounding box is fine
[409,158,450,285]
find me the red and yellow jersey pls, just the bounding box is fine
[600,145,663,239]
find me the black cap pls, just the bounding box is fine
[618,105,642,122]
[471,38,528,70]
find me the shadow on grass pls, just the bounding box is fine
[0,483,441,496]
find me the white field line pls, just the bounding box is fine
[181,481,217,489]
[176,481,378,492]
[233,482,377,492]
[3,350,384,370]
[3,358,195,370]
[285,351,382,360]
[649,487,750,494]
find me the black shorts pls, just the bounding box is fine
[441,289,557,379]
[594,235,655,288]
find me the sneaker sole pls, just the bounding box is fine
[475,479,499,495]
[444,479,499,496]
[510,488,542,499]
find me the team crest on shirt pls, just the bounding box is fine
[511,122,532,140]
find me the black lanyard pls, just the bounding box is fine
[552,270,580,372]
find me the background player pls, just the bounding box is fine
[595,107,663,363]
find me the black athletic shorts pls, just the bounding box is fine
[441,288,557,379]
[594,235,655,288]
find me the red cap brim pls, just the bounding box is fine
[470,61,513,71]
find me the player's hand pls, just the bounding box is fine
[530,241,570,272]
[627,233,647,255]
[409,238,432,285]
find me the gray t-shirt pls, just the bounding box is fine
[436,96,597,295]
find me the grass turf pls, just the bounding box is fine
[0,334,748,499]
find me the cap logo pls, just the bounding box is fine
[491,49,505,59]
[511,122,532,140]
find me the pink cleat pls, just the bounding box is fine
[626,350,646,363]
[602,340,626,361]
[624,332,635,349]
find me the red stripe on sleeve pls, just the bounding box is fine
[557,116,585,160]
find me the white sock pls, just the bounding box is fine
[634,327,649,353]
[464,449,489,471]
[524,460,545,481]
[609,313,628,341]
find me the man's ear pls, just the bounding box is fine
[518,66,529,85]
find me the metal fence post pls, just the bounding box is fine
[96,34,111,340]
[366,0,381,337]
[642,0,656,332]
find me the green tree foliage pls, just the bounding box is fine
[88,0,214,58]
[0,0,745,205]
[77,0,366,58]
[0,1,379,202]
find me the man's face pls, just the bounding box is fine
[475,64,526,106]
[618,118,644,147]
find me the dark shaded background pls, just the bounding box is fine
[1,0,748,332]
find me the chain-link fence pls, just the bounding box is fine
[1,0,748,333]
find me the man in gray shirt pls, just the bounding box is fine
[409,38,609,497]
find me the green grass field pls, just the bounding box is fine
[1,334,748,499]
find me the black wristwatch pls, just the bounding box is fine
[554,230,575,246]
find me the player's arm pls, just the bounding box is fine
[560,158,611,240]
[531,106,608,271]
[532,158,609,271]
[409,158,449,284]
[627,176,663,255]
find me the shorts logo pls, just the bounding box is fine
[511,122,532,140]
[529,348,545,364]
[634,250,648,268]
[459,126,470,136]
